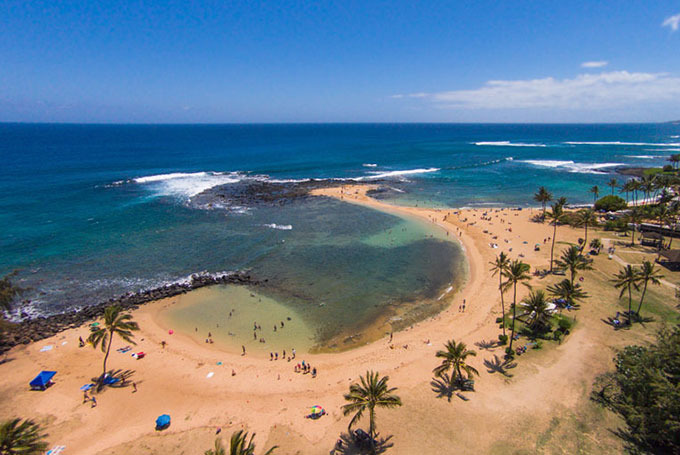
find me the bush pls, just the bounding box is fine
[663,164,674,172]
[553,331,563,342]
[495,317,503,324]
[604,219,628,232]
[505,347,514,357]
[533,341,543,350]
[498,334,508,345]
[594,195,628,212]
[556,315,574,332]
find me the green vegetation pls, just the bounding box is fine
[206,430,277,455]
[87,305,139,384]
[594,195,627,212]
[502,259,532,353]
[546,197,567,273]
[592,326,680,454]
[433,339,479,388]
[342,371,402,440]
[533,186,553,221]
[0,418,49,455]
[554,245,593,285]
[490,252,510,338]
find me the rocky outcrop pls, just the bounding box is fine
[0,271,259,353]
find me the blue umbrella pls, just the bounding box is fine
[155,414,171,430]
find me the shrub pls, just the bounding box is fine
[505,347,514,357]
[533,341,543,350]
[594,195,628,212]
[495,317,503,324]
[663,164,674,172]
[604,219,628,232]
[498,334,508,345]
[553,331,563,342]
[556,315,574,332]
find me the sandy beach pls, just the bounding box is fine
[2,185,676,454]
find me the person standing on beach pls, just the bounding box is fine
[91,396,97,408]
[242,345,246,356]
[132,382,137,393]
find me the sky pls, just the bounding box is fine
[0,0,679,123]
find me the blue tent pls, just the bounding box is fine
[155,414,171,430]
[29,371,56,390]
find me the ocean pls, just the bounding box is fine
[2,123,679,348]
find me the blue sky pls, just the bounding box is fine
[1,0,679,123]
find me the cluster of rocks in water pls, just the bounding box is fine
[0,271,260,354]
[188,178,379,210]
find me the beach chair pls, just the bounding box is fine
[136,352,146,359]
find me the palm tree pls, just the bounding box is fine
[612,265,640,325]
[554,245,593,285]
[502,259,531,352]
[489,252,510,337]
[608,178,618,195]
[589,185,600,204]
[205,438,226,455]
[573,208,598,252]
[342,371,402,440]
[635,260,663,319]
[0,418,48,455]
[669,153,680,170]
[620,180,634,204]
[433,339,479,388]
[545,198,566,273]
[630,179,641,206]
[589,238,602,254]
[547,279,589,310]
[87,305,139,384]
[626,208,645,246]
[520,290,552,332]
[533,187,553,221]
[207,430,277,455]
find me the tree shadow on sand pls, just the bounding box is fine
[474,339,498,350]
[602,312,654,331]
[483,354,517,377]
[92,369,136,392]
[331,431,394,455]
[430,373,474,403]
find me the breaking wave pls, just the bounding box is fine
[520,160,623,174]
[565,141,680,147]
[263,223,293,230]
[474,141,546,147]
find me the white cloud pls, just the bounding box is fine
[581,61,608,68]
[394,71,680,110]
[662,13,680,31]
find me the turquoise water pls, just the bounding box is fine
[1,123,679,324]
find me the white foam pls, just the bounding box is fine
[355,168,440,180]
[362,163,378,167]
[474,141,546,147]
[520,160,623,174]
[628,155,660,159]
[263,223,293,230]
[565,141,680,147]
[132,172,244,198]
[671,135,679,138]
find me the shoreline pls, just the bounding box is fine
[3,183,667,454]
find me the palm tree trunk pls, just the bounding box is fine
[550,222,557,272]
[631,228,636,247]
[627,286,632,325]
[635,281,648,317]
[583,222,588,255]
[499,274,506,337]
[369,406,375,439]
[508,283,517,351]
[102,330,114,381]
[542,202,546,221]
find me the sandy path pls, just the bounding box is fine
[0,186,634,454]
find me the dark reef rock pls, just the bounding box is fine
[0,271,259,354]
[188,178,374,210]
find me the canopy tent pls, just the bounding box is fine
[30,371,56,390]
[155,414,171,430]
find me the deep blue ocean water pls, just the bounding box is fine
[1,123,679,324]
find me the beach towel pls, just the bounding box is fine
[206,372,214,378]
[80,383,95,391]
[46,446,66,455]
[40,345,53,352]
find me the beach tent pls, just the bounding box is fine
[155,414,171,430]
[29,371,56,391]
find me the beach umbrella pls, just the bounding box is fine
[310,405,324,415]
[155,414,171,430]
